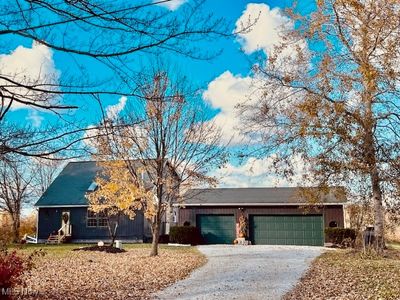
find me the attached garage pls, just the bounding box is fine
[176,187,346,246]
[197,214,235,244]
[249,215,324,246]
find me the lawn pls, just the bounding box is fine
[388,241,400,250]
[12,243,206,299]
[284,248,400,300]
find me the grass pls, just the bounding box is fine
[10,243,205,299]
[284,248,400,300]
[387,241,400,250]
[7,242,199,256]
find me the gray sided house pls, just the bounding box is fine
[176,188,346,246]
[35,161,153,243]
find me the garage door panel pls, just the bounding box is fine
[197,214,235,244]
[250,215,324,246]
[285,223,293,230]
[286,230,295,239]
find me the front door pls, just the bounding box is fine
[61,211,71,236]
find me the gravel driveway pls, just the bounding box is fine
[154,245,324,300]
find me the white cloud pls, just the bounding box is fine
[235,3,308,68]
[26,111,44,127]
[0,41,60,110]
[106,96,127,119]
[204,3,309,147]
[154,0,187,11]
[203,71,259,145]
[212,154,309,188]
[235,3,292,56]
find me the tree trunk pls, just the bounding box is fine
[11,214,20,243]
[107,218,118,247]
[150,223,160,257]
[371,170,385,250]
[109,229,117,247]
[363,87,385,251]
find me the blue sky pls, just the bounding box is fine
[3,0,315,187]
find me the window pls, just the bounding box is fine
[97,212,108,227]
[87,181,98,192]
[329,220,338,228]
[87,210,108,227]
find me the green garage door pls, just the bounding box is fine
[197,214,235,244]
[250,215,324,246]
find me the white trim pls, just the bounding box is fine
[35,208,39,239]
[173,202,346,207]
[35,205,89,208]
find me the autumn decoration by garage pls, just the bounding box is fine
[238,215,248,238]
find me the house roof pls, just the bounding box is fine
[35,161,101,207]
[35,160,148,207]
[35,160,175,207]
[179,187,346,206]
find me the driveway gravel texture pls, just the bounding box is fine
[154,245,324,300]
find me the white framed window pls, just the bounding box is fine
[87,210,108,227]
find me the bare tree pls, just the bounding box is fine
[0,156,61,243]
[0,159,34,242]
[32,158,63,197]
[0,0,244,160]
[95,69,228,256]
[238,0,400,250]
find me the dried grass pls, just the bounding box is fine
[17,247,205,299]
[284,249,400,300]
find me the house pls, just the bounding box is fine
[175,188,346,246]
[35,161,346,246]
[34,161,173,243]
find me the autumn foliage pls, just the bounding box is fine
[0,248,44,291]
[87,161,152,219]
[0,213,37,245]
[239,0,400,250]
[89,69,227,256]
[86,160,154,245]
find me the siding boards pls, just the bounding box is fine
[38,207,145,241]
[38,208,62,239]
[323,205,344,227]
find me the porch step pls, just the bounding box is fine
[46,234,66,245]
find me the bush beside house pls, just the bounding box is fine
[169,226,203,245]
[325,228,357,245]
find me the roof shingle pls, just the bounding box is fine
[180,187,346,206]
[35,161,100,207]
